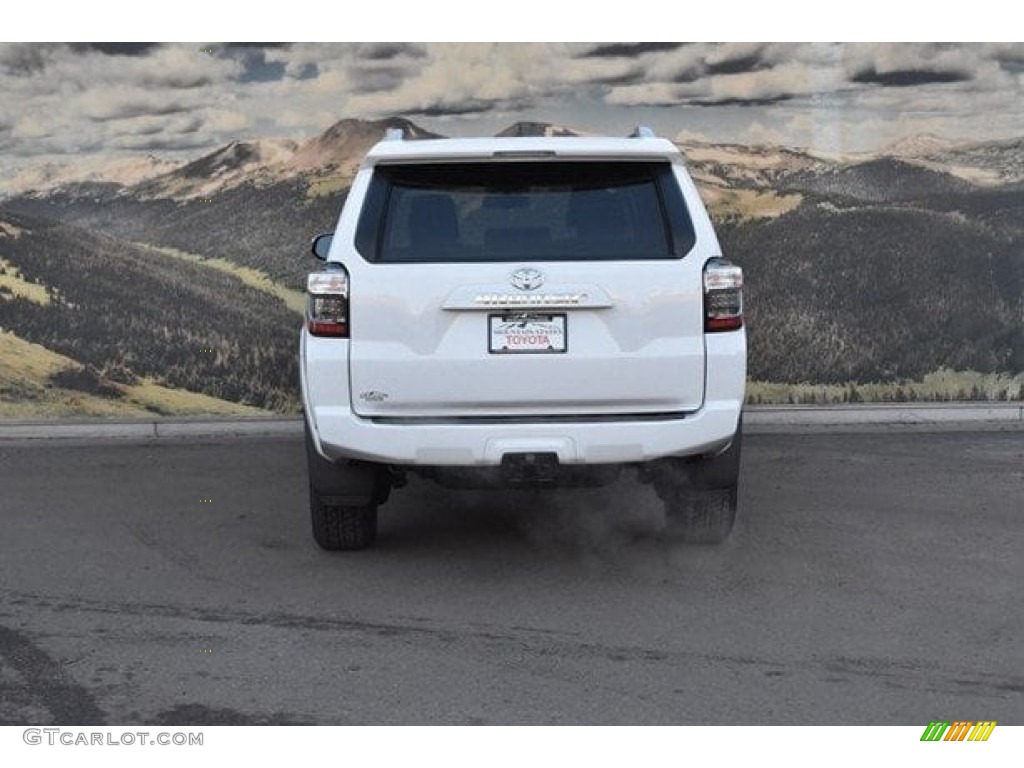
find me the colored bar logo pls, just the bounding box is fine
[920,721,996,741]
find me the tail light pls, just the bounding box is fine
[306,268,349,337]
[703,258,743,332]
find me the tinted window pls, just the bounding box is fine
[355,162,695,263]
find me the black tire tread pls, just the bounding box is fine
[663,485,737,545]
[311,493,377,551]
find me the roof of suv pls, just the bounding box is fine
[363,135,683,166]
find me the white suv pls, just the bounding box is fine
[301,127,745,550]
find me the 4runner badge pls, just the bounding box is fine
[359,391,389,403]
[509,268,545,291]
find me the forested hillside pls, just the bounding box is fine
[0,210,300,411]
[719,202,1023,383]
[3,119,1022,413]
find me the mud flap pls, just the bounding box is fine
[305,417,390,506]
[646,417,743,497]
[688,422,742,490]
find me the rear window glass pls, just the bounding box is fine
[355,161,695,263]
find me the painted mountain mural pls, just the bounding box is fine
[1,43,1022,415]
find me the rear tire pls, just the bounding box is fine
[310,487,378,551]
[305,417,385,551]
[655,418,742,545]
[663,485,737,545]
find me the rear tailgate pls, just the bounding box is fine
[344,159,707,419]
[348,261,705,418]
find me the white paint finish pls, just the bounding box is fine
[345,260,710,418]
[304,133,746,465]
[311,400,739,466]
[362,136,685,167]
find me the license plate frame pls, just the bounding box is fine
[488,313,567,355]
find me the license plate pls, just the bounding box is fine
[489,314,566,354]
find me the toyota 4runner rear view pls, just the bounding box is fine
[300,126,746,550]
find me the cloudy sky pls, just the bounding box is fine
[2,42,1023,181]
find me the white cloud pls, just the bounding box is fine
[11,115,51,139]
[605,82,685,107]
[706,63,823,102]
[275,109,337,132]
[0,41,1022,187]
[204,109,249,134]
[346,43,564,116]
[74,85,194,121]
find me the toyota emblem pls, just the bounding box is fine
[509,268,545,291]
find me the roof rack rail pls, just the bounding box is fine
[384,127,404,141]
[629,125,656,138]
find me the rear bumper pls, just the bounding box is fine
[301,327,745,467]
[309,401,741,466]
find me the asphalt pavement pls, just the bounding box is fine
[0,431,1021,725]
